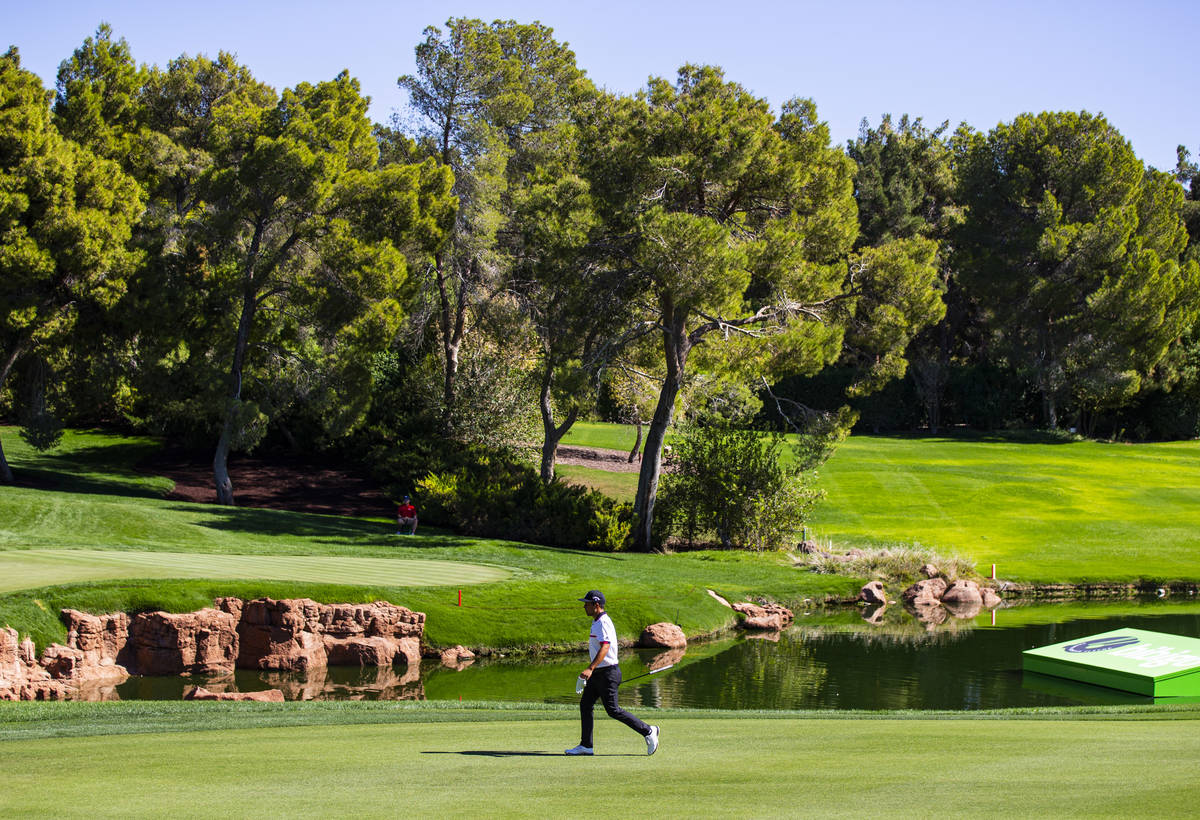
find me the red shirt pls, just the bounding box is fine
[397,504,417,518]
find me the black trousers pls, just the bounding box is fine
[580,665,650,747]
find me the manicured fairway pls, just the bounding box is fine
[2,707,1199,817]
[562,424,1200,584]
[0,550,510,594]
[811,435,1200,582]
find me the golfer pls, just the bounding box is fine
[565,590,659,756]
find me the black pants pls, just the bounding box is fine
[580,665,650,747]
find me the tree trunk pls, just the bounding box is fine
[631,304,689,552]
[213,254,260,505]
[538,357,579,483]
[0,341,26,483]
[627,413,643,464]
[0,434,12,484]
[436,254,467,436]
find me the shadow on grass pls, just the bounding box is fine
[421,750,640,757]
[9,432,171,500]
[864,428,1084,445]
[164,503,631,558]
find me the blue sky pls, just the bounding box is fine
[5,0,1197,171]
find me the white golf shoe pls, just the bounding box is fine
[564,745,594,756]
[645,725,659,755]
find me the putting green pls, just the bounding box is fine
[0,550,511,594]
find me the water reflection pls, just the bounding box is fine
[111,600,1200,710]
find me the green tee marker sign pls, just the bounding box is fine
[1023,628,1200,697]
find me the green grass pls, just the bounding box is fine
[2,703,1200,817]
[562,424,1200,584]
[0,428,857,650]
[810,433,1200,583]
[562,421,645,451]
[0,550,510,593]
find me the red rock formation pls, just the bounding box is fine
[319,601,424,668]
[129,608,239,675]
[732,602,791,631]
[0,627,68,701]
[981,587,1003,609]
[4,596,427,700]
[236,598,328,672]
[184,685,284,702]
[638,622,687,649]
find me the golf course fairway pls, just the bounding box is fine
[0,550,511,594]
[2,708,1199,817]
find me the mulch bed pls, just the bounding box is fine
[139,450,394,519]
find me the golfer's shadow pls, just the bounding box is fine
[422,751,639,757]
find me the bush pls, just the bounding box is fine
[654,422,823,551]
[416,448,632,551]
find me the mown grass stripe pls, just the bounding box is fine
[0,550,511,593]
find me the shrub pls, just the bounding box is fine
[654,421,823,551]
[416,448,632,551]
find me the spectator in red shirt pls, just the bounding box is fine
[396,495,418,535]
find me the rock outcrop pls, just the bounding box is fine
[0,627,67,701]
[130,608,239,675]
[638,622,687,649]
[0,597,427,701]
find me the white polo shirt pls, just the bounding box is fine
[589,612,619,667]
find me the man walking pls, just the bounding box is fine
[565,590,660,756]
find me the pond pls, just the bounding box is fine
[112,599,1200,709]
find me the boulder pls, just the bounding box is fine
[183,685,284,702]
[438,645,476,670]
[129,608,239,675]
[858,581,887,606]
[902,578,948,607]
[796,540,822,555]
[941,579,983,606]
[981,587,1003,609]
[732,601,793,631]
[638,623,687,649]
[325,636,397,667]
[919,563,940,579]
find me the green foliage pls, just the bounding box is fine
[956,111,1200,429]
[417,447,632,551]
[0,47,143,479]
[655,421,824,551]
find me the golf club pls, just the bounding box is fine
[619,663,674,686]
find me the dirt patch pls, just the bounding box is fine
[135,443,647,518]
[555,445,643,473]
[139,450,394,519]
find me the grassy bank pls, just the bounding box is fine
[2,701,1199,817]
[562,423,1200,584]
[0,429,857,650]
